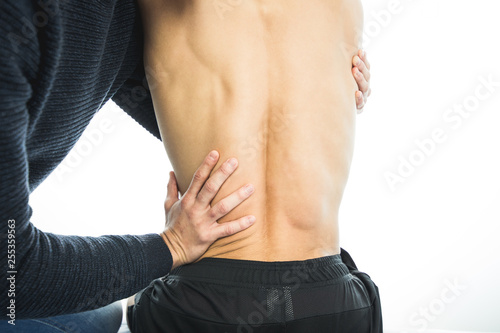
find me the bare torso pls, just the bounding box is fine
[138,0,363,261]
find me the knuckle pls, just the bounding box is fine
[204,181,217,194]
[217,201,229,215]
[220,165,232,177]
[239,187,250,200]
[182,192,193,202]
[181,200,195,215]
[208,208,218,219]
[199,230,211,243]
[180,198,189,210]
[223,224,235,236]
[193,170,205,182]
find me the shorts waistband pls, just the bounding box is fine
[169,255,350,286]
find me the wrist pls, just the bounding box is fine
[160,230,182,270]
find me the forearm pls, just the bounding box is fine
[1,213,172,319]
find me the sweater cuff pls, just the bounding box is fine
[141,233,173,280]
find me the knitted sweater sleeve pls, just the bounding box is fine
[0,2,172,319]
[113,61,162,140]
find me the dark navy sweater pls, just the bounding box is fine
[0,0,172,319]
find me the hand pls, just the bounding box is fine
[160,150,256,269]
[352,49,372,114]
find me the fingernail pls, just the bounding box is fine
[228,158,238,168]
[245,184,254,194]
[209,151,218,160]
[247,216,256,224]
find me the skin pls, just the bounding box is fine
[354,50,372,112]
[139,0,366,262]
[127,0,371,312]
[161,151,257,267]
[159,48,370,268]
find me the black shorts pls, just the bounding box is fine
[128,249,382,333]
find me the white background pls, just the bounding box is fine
[30,0,500,331]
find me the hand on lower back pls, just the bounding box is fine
[160,150,256,269]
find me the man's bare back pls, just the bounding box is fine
[139,0,363,261]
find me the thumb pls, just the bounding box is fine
[165,171,179,209]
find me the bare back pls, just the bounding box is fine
[139,0,363,261]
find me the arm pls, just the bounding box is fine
[112,60,162,139]
[0,5,253,320]
[128,150,256,313]
[0,44,172,319]
[0,63,254,321]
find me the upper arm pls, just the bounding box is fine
[112,63,161,140]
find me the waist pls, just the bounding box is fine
[172,255,350,286]
[201,214,341,261]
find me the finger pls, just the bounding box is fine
[352,66,369,95]
[165,172,180,209]
[196,157,238,206]
[357,103,365,114]
[209,184,255,220]
[211,215,256,241]
[360,49,370,70]
[185,150,220,199]
[355,90,365,112]
[353,55,371,83]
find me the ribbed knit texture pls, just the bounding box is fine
[0,0,172,319]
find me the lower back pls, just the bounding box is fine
[139,0,363,261]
